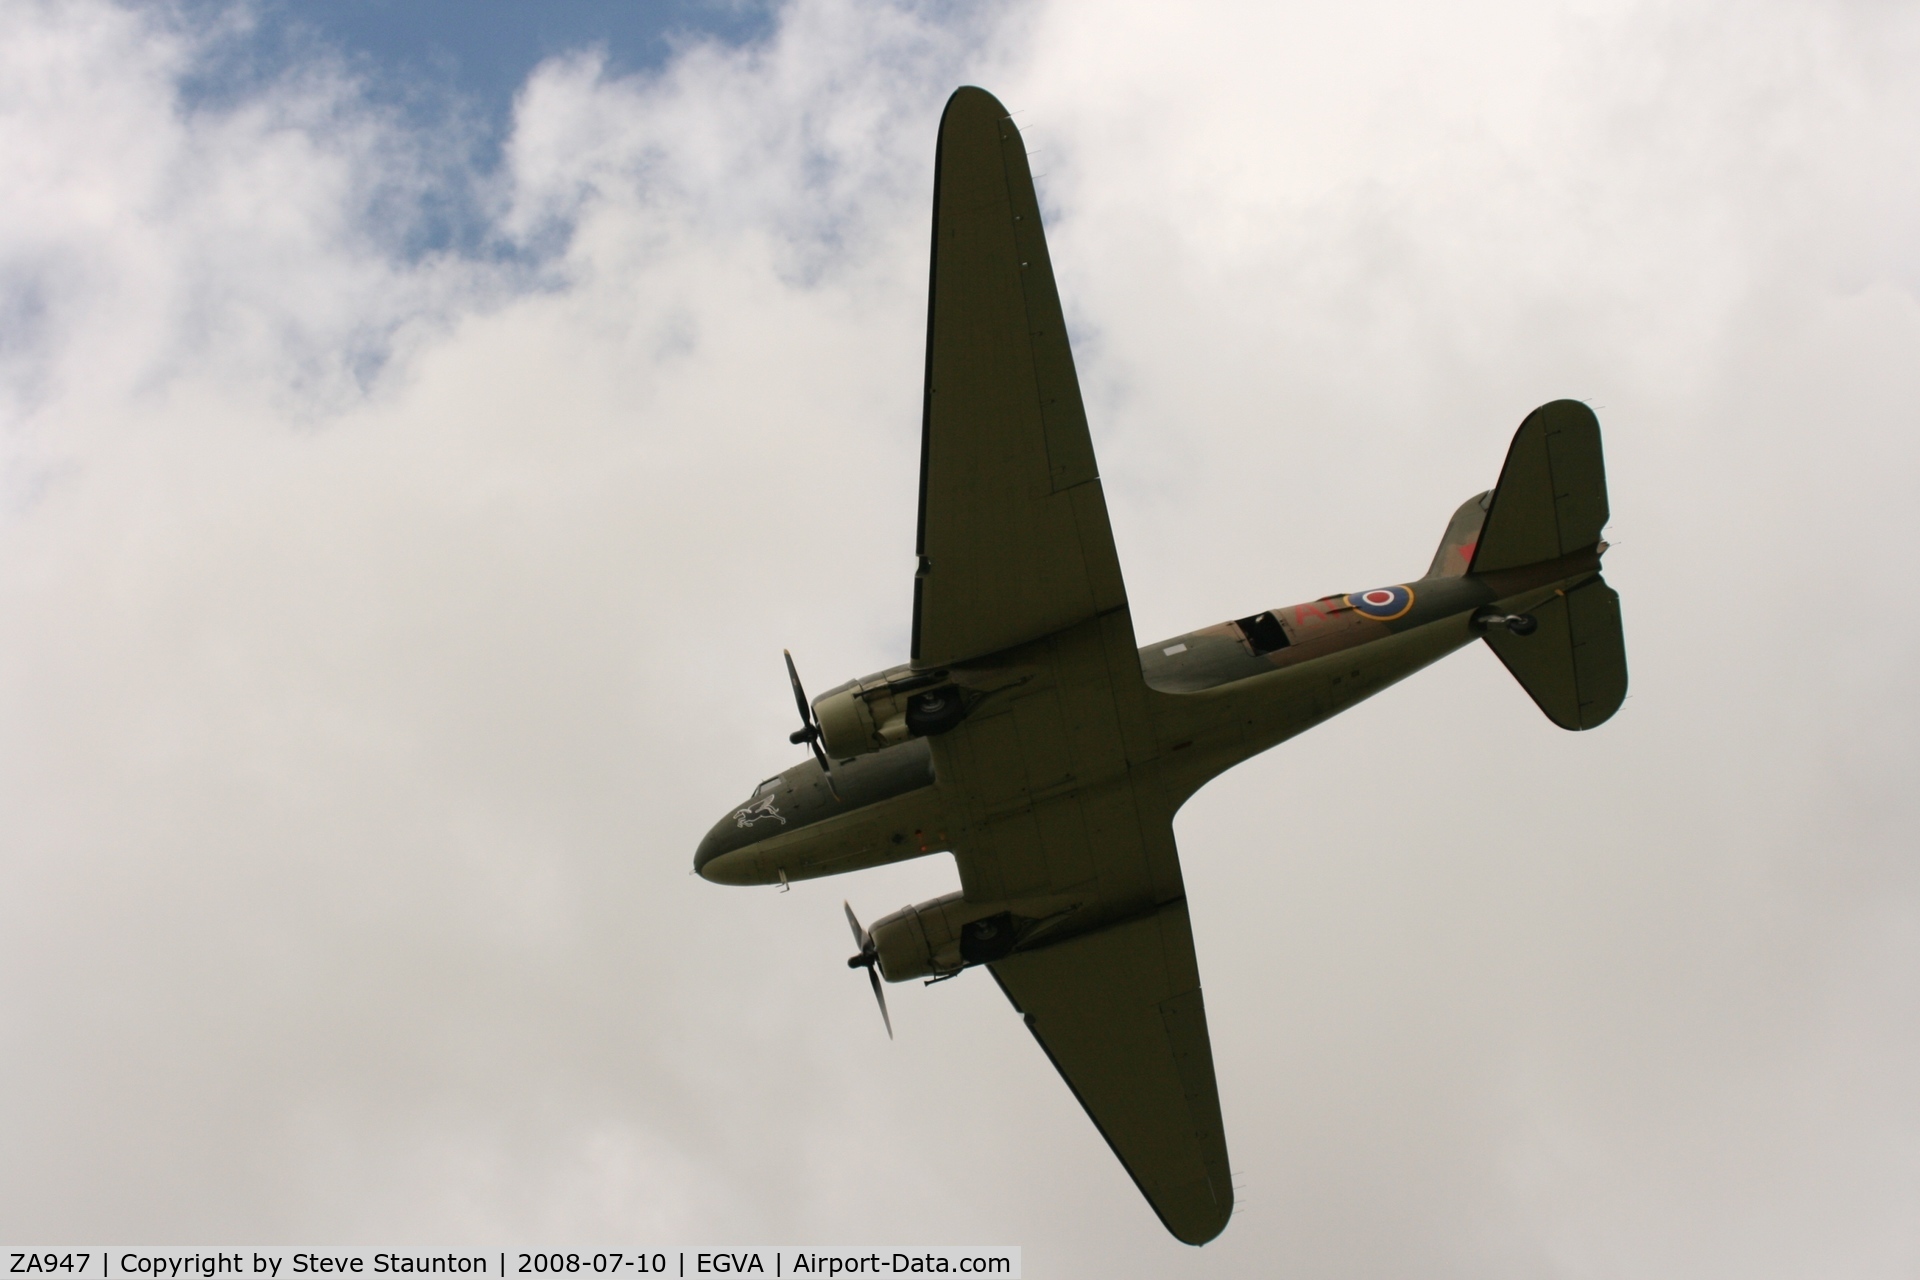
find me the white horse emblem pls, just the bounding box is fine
[733,792,787,828]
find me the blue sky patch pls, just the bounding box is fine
[171,0,778,256]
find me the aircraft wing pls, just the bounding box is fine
[911,86,1127,668]
[913,88,1228,1245]
[990,901,1234,1246]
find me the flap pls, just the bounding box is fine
[911,86,1127,667]
[990,901,1233,1245]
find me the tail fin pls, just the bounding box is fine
[1425,491,1491,579]
[1475,400,1628,730]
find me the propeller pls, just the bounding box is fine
[844,901,892,1039]
[783,649,839,799]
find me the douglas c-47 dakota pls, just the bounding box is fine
[694,86,1627,1246]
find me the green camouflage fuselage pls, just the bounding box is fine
[694,547,1601,888]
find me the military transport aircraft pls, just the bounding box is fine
[694,86,1627,1246]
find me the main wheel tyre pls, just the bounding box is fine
[905,687,968,736]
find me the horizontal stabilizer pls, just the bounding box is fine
[1486,574,1627,729]
[1470,400,1608,573]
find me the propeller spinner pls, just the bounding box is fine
[844,901,892,1039]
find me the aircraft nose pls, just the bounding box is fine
[693,817,732,881]
[693,807,769,885]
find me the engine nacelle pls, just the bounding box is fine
[868,891,1024,982]
[813,666,969,761]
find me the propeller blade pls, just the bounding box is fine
[867,963,893,1039]
[843,902,889,1037]
[783,649,813,732]
[784,649,840,799]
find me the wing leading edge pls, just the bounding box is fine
[990,900,1233,1246]
[912,86,1127,668]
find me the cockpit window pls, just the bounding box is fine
[754,775,784,797]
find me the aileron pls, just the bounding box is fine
[991,902,1232,1246]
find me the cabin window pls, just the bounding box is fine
[1235,611,1291,656]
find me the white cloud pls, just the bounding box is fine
[2,0,1917,1273]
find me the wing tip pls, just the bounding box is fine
[1161,1189,1234,1246]
[942,84,1012,127]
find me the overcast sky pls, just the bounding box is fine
[4,0,1918,1273]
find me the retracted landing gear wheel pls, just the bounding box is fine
[905,687,967,736]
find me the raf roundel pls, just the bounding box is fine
[1346,584,1415,621]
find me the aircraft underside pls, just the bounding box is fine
[694,84,1626,1247]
